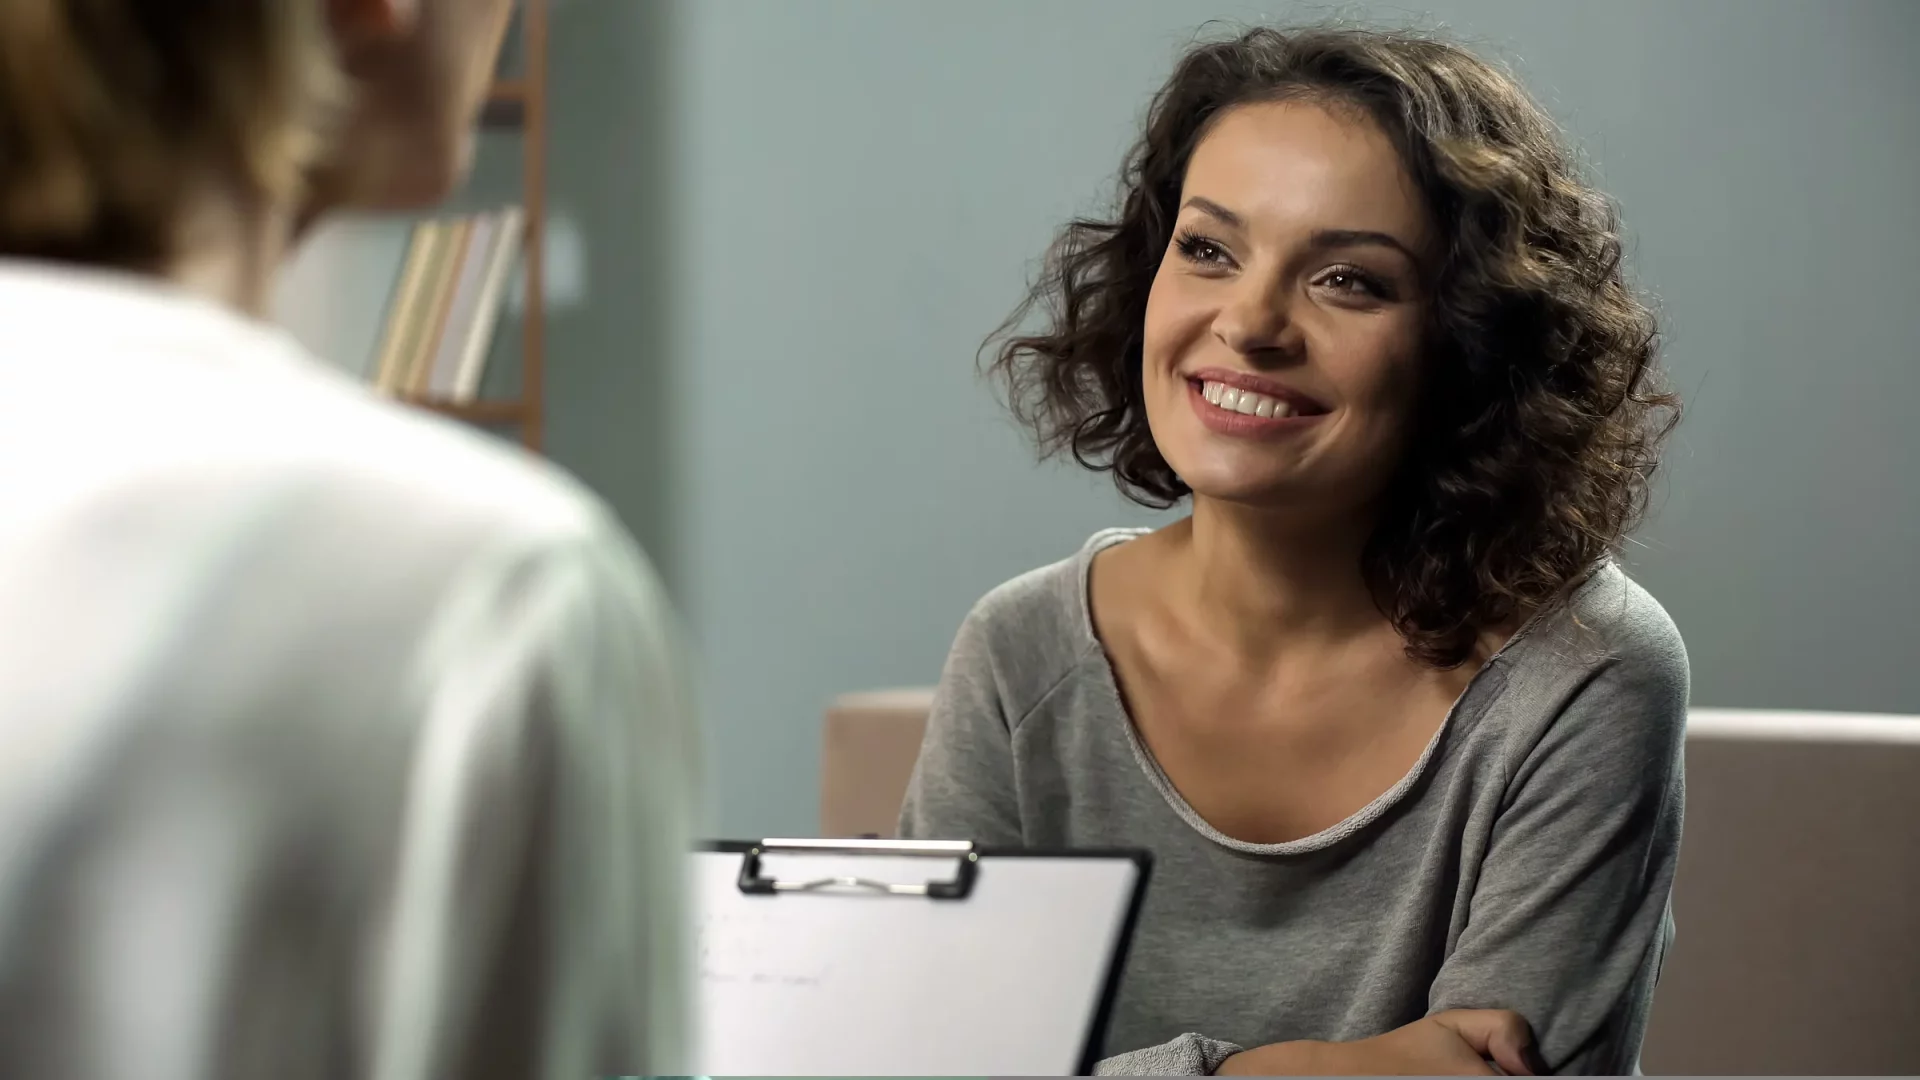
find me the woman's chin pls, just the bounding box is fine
[1180,472,1309,509]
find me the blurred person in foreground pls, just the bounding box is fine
[0,2,696,1078]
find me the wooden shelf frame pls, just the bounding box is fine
[406,397,530,425]
[489,78,531,103]
[517,0,548,453]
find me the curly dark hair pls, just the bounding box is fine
[988,24,1681,667]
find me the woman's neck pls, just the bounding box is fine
[1170,495,1387,657]
[166,188,296,317]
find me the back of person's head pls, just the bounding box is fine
[0,0,508,274]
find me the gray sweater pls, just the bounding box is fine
[899,528,1687,1076]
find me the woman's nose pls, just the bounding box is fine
[1211,279,1298,357]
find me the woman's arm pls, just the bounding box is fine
[1424,634,1689,1074]
[1218,1010,1539,1076]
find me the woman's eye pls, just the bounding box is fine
[1316,267,1390,299]
[1175,232,1232,267]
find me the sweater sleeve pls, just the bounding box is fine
[1426,623,1689,1075]
[1094,1034,1247,1076]
[897,593,1029,847]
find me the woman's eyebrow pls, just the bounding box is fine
[1307,228,1419,263]
[1181,195,1244,229]
[1181,197,1420,265]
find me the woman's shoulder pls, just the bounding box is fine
[1491,562,1690,760]
[945,529,1144,709]
[965,528,1143,629]
[1556,561,1688,679]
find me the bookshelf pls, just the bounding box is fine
[401,0,548,454]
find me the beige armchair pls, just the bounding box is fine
[820,687,935,839]
[819,692,1920,1074]
[1640,708,1920,1074]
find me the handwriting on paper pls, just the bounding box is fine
[697,905,833,988]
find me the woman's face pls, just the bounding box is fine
[322,0,515,210]
[1142,99,1434,518]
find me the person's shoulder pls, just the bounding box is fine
[961,527,1142,644]
[1563,561,1689,683]
[236,359,608,553]
[4,274,606,555]
[1499,562,1689,758]
[945,529,1140,715]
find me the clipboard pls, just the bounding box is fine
[692,838,1152,1076]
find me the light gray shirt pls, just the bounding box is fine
[0,264,697,1080]
[900,528,1687,1076]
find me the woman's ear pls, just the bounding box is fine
[324,0,418,42]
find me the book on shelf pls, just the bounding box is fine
[369,208,524,405]
[371,221,443,392]
[425,215,493,399]
[407,217,473,397]
[456,207,525,401]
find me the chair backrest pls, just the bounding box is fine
[1639,708,1920,1075]
[820,688,933,839]
[818,695,1920,1073]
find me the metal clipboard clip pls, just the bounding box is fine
[737,838,980,899]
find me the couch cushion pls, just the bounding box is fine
[1640,708,1920,1074]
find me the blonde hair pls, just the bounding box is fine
[0,0,343,271]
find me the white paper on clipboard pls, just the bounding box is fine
[691,840,1149,1077]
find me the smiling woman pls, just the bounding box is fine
[900,24,1687,1078]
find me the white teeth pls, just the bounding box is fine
[1200,380,1298,420]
